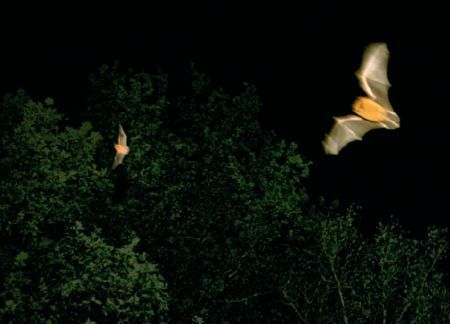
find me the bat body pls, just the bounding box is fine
[112,124,129,169]
[323,43,400,155]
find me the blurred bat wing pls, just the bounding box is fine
[117,124,127,146]
[323,115,386,155]
[355,43,393,111]
[112,153,125,170]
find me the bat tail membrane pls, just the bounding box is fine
[384,119,400,129]
[385,111,400,129]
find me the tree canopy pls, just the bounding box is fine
[0,66,448,323]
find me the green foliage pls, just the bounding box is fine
[0,93,109,240]
[1,66,448,322]
[1,222,168,323]
[0,92,168,322]
[280,208,449,323]
[86,65,313,321]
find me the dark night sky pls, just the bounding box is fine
[1,3,449,234]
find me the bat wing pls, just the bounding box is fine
[117,123,127,146]
[323,115,386,155]
[355,43,393,111]
[112,153,125,170]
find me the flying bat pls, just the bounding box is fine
[323,43,400,155]
[112,123,130,169]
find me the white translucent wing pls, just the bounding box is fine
[355,43,393,111]
[118,124,127,146]
[112,153,125,169]
[323,115,386,155]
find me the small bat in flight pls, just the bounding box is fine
[323,43,400,155]
[112,123,130,169]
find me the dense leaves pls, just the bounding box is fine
[1,66,448,322]
[0,92,167,322]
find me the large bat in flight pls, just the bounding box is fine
[323,43,400,155]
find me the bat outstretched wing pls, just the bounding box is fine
[323,115,386,155]
[118,124,127,146]
[112,153,126,170]
[355,43,393,111]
